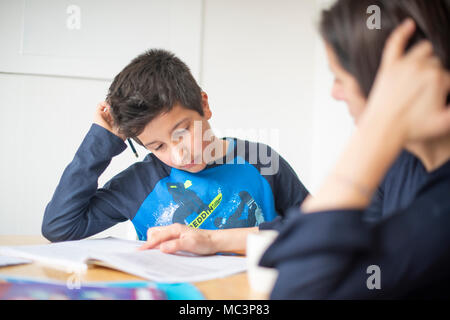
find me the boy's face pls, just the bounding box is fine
[136,92,214,173]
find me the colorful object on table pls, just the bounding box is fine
[0,281,165,300]
[0,276,204,300]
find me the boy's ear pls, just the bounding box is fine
[201,91,212,120]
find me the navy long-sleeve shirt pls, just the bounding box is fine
[261,150,430,232]
[259,159,450,299]
[42,124,309,242]
[364,150,429,222]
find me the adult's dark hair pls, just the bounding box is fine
[320,0,450,98]
[106,49,203,141]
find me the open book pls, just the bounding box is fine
[0,237,247,283]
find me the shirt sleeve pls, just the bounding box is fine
[42,124,129,242]
[259,187,450,299]
[259,151,309,231]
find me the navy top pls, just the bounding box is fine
[42,124,309,242]
[364,150,429,222]
[260,158,450,299]
[261,150,430,230]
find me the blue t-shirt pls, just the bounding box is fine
[42,124,309,241]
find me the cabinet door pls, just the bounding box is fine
[0,0,202,80]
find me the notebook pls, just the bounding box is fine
[0,237,247,283]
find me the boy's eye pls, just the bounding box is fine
[175,126,190,135]
[154,144,164,151]
[172,126,190,140]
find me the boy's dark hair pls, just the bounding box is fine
[320,0,450,98]
[106,49,203,142]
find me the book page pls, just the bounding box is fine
[0,256,32,267]
[0,237,143,273]
[89,249,247,283]
[0,237,246,282]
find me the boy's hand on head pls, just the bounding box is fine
[94,101,127,141]
[139,223,216,255]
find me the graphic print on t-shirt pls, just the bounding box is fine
[131,157,277,240]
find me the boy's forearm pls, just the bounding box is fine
[209,227,259,255]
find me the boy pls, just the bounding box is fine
[42,49,308,249]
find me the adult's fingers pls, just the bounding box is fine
[405,40,434,63]
[426,56,443,69]
[381,19,416,67]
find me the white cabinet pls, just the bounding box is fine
[0,0,203,80]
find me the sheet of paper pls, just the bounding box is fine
[0,255,32,267]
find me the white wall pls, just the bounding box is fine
[0,0,352,237]
[0,72,142,238]
[201,0,352,193]
[202,0,317,188]
[309,0,354,192]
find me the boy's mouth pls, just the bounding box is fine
[181,161,197,169]
[180,156,201,169]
